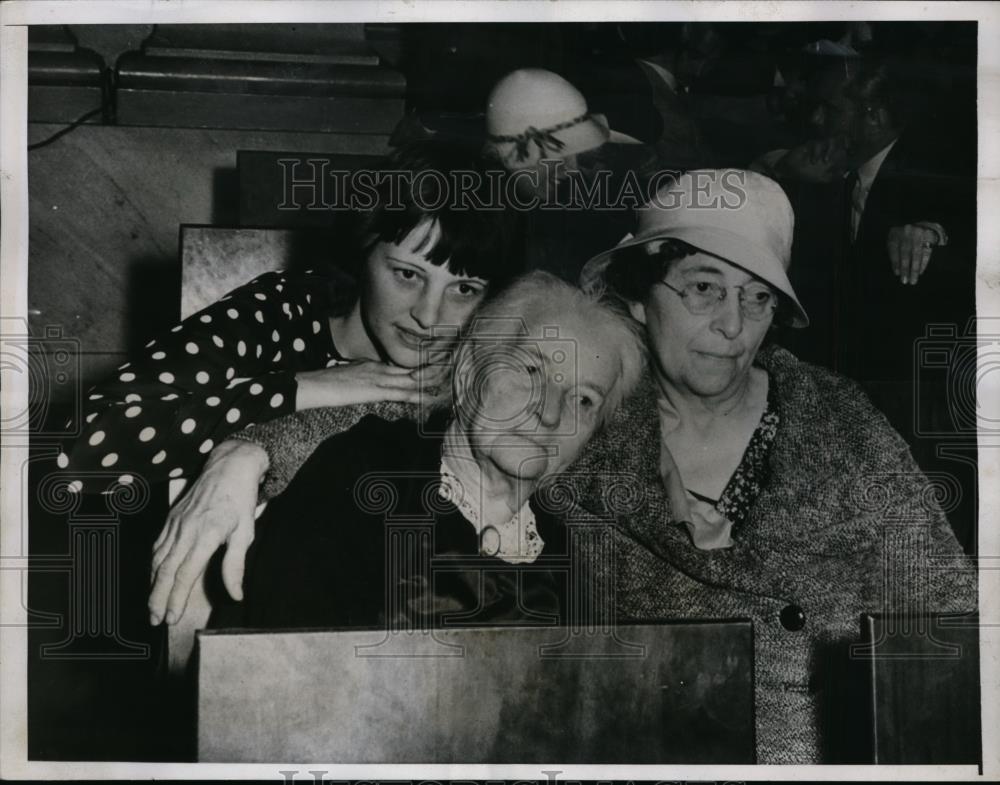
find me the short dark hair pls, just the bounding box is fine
[602,237,793,324]
[602,238,699,302]
[844,58,916,130]
[358,139,523,290]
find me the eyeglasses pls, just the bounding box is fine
[656,279,779,321]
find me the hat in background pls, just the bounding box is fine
[484,68,638,170]
[581,169,809,328]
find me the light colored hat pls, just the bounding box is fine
[581,169,809,328]
[484,68,639,170]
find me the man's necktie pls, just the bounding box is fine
[843,169,860,248]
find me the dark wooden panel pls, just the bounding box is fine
[858,613,981,764]
[116,89,404,134]
[197,622,755,764]
[237,150,382,227]
[117,53,405,97]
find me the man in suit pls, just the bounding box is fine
[764,57,977,548]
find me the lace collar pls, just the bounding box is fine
[438,455,544,565]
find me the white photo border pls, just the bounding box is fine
[1,1,997,780]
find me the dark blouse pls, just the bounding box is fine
[713,381,780,531]
[56,271,348,493]
[242,415,567,631]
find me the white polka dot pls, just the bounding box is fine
[306,294,312,304]
[282,303,292,318]
[221,295,232,301]
[276,284,284,292]
[101,452,118,467]
[226,367,235,380]
[159,372,175,384]
[125,406,141,418]
[254,292,267,301]
[199,314,212,324]
[199,439,214,454]
[86,412,98,423]
[125,393,141,403]
[195,371,210,384]
[237,340,247,357]
[119,371,135,382]
[118,474,133,485]
[68,480,83,494]
[272,350,282,362]
[326,358,341,368]
[271,330,280,342]
[227,308,239,319]
[297,305,304,316]
[56,452,69,468]
[118,362,130,371]
[139,426,156,442]
[270,393,284,408]
[206,396,221,407]
[181,418,196,434]
[254,311,264,324]
[152,351,166,360]
[88,430,105,446]
[249,383,263,395]
[185,342,199,355]
[145,339,156,348]
[212,335,224,348]
[256,345,263,358]
[293,338,306,352]
[312,321,321,334]
[169,468,183,478]
[89,393,103,400]
[226,408,240,423]
[151,449,166,464]
[161,393,178,401]
[170,324,183,333]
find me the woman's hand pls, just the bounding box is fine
[148,439,269,625]
[295,359,450,410]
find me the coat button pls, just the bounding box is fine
[780,603,806,631]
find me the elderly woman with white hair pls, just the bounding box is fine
[220,271,647,628]
[573,169,977,763]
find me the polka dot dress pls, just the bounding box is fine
[56,271,349,493]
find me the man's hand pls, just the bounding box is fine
[887,222,946,285]
[773,137,849,184]
[149,439,269,625]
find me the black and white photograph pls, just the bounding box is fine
[0,1,997,779]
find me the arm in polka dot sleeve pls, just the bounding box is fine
[56,271,336,493]
[228,401,417,501]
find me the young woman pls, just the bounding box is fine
[52,141,522,625]
[57,140,520,492]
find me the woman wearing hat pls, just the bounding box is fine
[574,169,976,762]
[483,68,662,281]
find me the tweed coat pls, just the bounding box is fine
[564,343,977,764]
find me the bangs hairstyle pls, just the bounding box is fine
[456,271,648,428]
[602,238,793,324]
[357,139,523,292]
